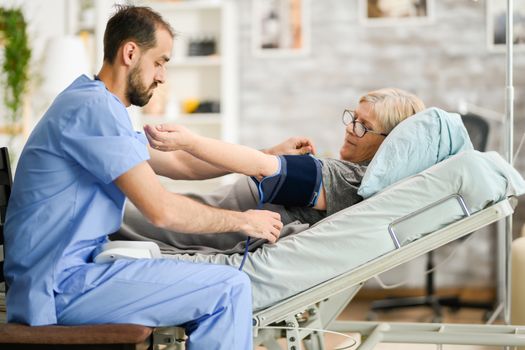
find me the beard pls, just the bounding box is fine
[126,64,157,107]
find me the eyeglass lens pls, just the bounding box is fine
[343,110,366,137]
[354,122,366,137]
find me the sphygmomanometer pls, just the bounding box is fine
[251,154,324,207]
[238,154,323,270]
[252,155,322,207]
[92,154,324,271]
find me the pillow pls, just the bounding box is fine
[358,107,473,199]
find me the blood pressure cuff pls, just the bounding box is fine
[251,155,323,207]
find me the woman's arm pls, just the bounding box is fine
[147,146,230,180]
[312,186,326,210]
[147,136,316,180]
[263,136,316,156]
[145,123,328,210]
[144,124,279,179]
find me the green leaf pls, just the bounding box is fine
[0,7,31,127]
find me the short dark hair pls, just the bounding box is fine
[103,5,175,64]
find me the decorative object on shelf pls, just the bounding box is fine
[194,100,220,114]
[182,98,220,114]
[0,6,31,152]
[252,0,310,57]
[182,98,200,114]
[188,36,217,56]
[359,0,434,25]
[487,0,525,52]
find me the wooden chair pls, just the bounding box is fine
[0,147,174,350]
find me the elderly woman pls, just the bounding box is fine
[142,88,425,228]
[118,88,457,312]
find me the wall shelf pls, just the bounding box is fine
[143,0,239,145]
[142,113,221,125]
[168,56,222,68]
[148,0,223,12]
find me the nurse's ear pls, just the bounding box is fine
[121,41,140,67]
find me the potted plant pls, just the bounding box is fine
[0,7,31,153]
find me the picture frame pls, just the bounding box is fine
[486,0,525,52]
[359,0,434,26]
[252,0,310,57]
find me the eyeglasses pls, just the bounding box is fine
[342,109,388,138]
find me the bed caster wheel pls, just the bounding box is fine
[483,310,493,323]
[431,316,442,323]
[449,306,460,313]
[366,311,378,321]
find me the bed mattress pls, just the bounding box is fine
[126,151,525,310]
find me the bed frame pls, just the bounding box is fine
[1,142,521,350]
[251,196,525,350]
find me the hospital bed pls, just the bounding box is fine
[153,149,525,349]
[2,131,524,349]
[251,198,520,349]
[13,105,515,349]
[1,152,523,349]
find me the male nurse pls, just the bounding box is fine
[4,5,283,349]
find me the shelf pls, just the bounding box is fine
[135,0,238,143]
[142,113,221,126]
[149,0,222,12]
[175,113,222,125]
[169,56,222,67]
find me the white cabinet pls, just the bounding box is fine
[90,0,239,193]
[139,0,240,192]
[140,0,239,145]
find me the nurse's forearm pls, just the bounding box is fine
[157,192,259,234]
[186,135,279,178]
[116,162,281,241]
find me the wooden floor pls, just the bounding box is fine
[325,298,501,350]
[258,288,507,350]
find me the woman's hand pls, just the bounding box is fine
[144,123,196,152]
[264,136,317,156]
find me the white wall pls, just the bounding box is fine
[235,0,525,289]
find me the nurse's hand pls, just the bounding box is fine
[239,210,282,243]
[144,123,195,152]
[264,136,317,156]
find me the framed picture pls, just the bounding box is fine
[359,0,433,26]
[252,0,310,57]
[487,0,525,52]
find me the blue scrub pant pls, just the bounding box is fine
[55,258,252,350]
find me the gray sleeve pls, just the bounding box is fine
[321,158,367,216]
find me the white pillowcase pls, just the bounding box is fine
[358,107,474,199]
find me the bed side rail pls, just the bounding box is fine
[388,193,470,249]
[253,197,515,327]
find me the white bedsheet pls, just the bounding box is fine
[165,151,525,310]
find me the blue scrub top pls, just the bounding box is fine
[4,75,150,325]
